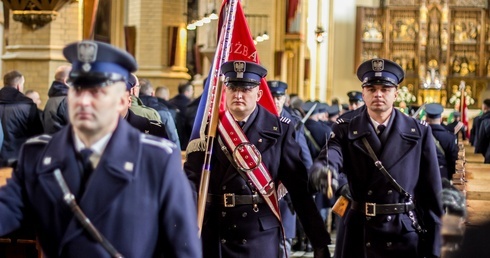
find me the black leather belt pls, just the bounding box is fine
[207,193,264,207]
[351,200,415,216]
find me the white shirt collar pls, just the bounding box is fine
[73,132,112,168]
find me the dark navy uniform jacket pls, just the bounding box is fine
[304,119,332,159]
[429,124,458,180]
[0,118,201,258]
[184,105,330,258]
[125,109,168,138]
[280,109,313,238]
[316,108,443,258]
[475,111,490,163]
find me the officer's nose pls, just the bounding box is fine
[78,90,93,106]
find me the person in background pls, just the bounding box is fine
[155,85,179,122]
[169,82,194,150]
[347,91,364,111]
[475,98,490,163]
[25,90,42,109]
[138,78,180,148]
[425,103,458,180]
[0,70,44,166]
[267,80,314,258]
[0,40,201,258]
[310,58,442,258]
[43,65,71,134]
[127,74,161,122]
[445,111,466,142]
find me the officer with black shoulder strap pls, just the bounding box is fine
[425,103,459,180]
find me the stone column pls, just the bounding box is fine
[2,2,81,107]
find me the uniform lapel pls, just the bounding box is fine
[348,111,380,157]
[378,110,420,170]
[59,119,138,251]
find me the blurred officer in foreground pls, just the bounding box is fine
[184,61,330,258]
[347,91,364,111]
[267,80,313,258]
[0,40,201,258]
[475,98,490,163]
[310,58,443,258]
[425,103,458,180]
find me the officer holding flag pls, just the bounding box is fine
[185,61,330,258]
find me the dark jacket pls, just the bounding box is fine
[139,95,180,149]
[475,111,490,163]
[125,109,168,139]
[0,87,44,165]
[184,105,330,258]
[43,81,69,134]
[430,124,458,180]
[0,119,202,257]
[317,108,443,258]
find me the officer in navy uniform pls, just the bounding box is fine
[347,91,364,111]
[303,102,332,159]
[310,58,443,258]
[425,103,458,180]
[445,112,467,142]
[267,80,313,258]
[185,61,330,258]
[0,40,201,257]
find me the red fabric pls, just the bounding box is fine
[460,84,469,138]
[217,0,277,115]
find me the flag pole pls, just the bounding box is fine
[196,0,239,236]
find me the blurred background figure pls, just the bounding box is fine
[43,65,71,134]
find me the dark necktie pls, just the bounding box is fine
[237,121,246,128]
[79,148,94,190]
[377,124,386,136]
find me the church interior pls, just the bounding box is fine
[0,0,489,257]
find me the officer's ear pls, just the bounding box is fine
[256,89,263,102]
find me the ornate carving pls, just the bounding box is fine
[12,10,58,30]
[3,0,71,30]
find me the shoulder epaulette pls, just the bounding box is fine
[336,118,349,124]
[280,116,291,125]
[25,134,52,145]
[149,120,163,127]
[140,134,174,154]
[419,120,428,126]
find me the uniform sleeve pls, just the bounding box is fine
[416,125,443,257]
[278,122,331,249]
[159,145,202,258]
[0,144,31,236]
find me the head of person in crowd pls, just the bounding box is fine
[482,98,490,113]
[347,90,364,110]
[25,90,42,108]
[155,86,170,101]
[357,58,404,121]
[267,80,288,114]
[221,60,267,121]
[139,78,154,97]
[452,111,461,121]
[178,82,194,100]
[54,65,72,85]
[327,104,340,122]
[126,73,140,97]
[3,70,25,93]
[63,40,136,146]
[425,103,444,125]
[302,101,327,122]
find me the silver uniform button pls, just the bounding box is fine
[366,217,371,221]
[221,239,226,244]
[367,190,373,195]
[387,190,393,194]
[386,216,392,222]
[222,212,226,217]
[242,212,247,217]
[386,242,392,247]
[366,242,371,247]
[222,186,227,190]
[242,185,246,190]
[242,239,247,244]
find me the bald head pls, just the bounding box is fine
[54,65,72,83]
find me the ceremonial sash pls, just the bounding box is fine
[218,110,282,222]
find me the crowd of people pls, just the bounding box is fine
[0,39,487,258]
